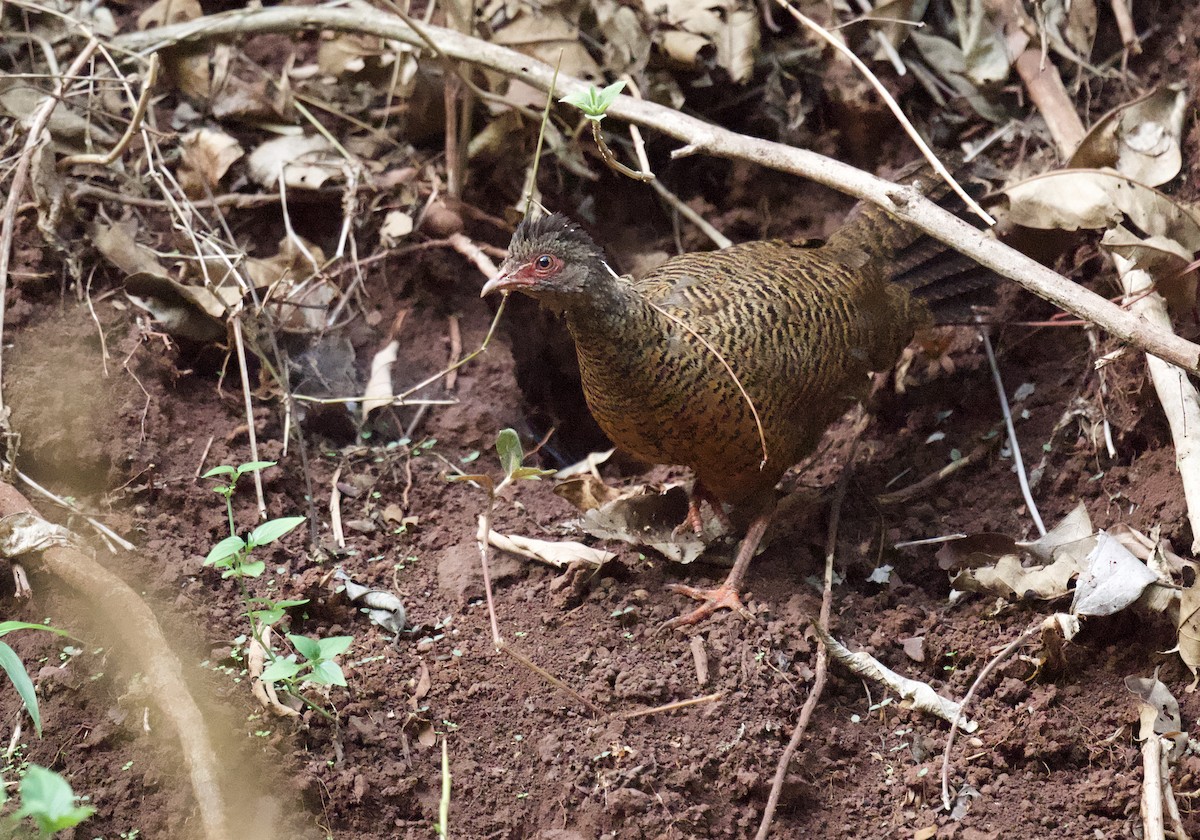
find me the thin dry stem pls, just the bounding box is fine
[59,53,159,169]
[775,0,994,226]
[618,692,723,720]
[755,429,861,839]
[940,620,1039,810]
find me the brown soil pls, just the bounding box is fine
[3,3,1200,840]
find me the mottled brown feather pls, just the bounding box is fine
[496,179,970,508]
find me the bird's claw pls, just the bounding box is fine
[663,583,755,628]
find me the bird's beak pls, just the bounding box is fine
[479,272,508,297]
[480,264,533,297]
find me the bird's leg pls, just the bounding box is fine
[674,480,734,537]
[664,502,775,628]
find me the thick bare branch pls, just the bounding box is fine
[113,5,1200,373]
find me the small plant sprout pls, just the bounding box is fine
[559,80,626,121]
[202,461,352,720]
[258,634,354,690]
[6,764,94,837]
[559,81,653,183]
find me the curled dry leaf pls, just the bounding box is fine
[178,128,244,196]
[487,530,615,568]
[137,0,209,99]
[1005,169,1200,242]
[0,511,86,557]
[553,474,623,511]
[577,484,719,565]
[951,0,1011,85]
[336,570,406,634]
[1070,85,1188,187]
[1070,532,1159,618]
[124,273,234,342]
[1178,581,1200,690]
[641,0,759,83]
[361,340,399,422]
[247,134,342,189]
[1124,673,1185,752]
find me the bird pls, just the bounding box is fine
[481,166,987,627]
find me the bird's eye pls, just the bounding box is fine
[535,254,553,270]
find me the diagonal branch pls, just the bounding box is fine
[111,4,1200,373]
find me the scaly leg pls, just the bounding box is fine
[665,506,773,628]
[674,480,735,537]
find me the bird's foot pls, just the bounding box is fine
[671,483,734,538]
[663,583,755,628]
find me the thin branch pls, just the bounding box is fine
[111,7,1200,373]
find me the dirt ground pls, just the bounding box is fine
[3,1,1200,839]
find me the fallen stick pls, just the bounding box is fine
[110,5,1200,373]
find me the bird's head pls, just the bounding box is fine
[481,213,610,304]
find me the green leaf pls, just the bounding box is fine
[12,765,94,833]
[559,80,626,120]
[234,559,265,578]
[201,465,237,479]
[0,641,41,736]
[0,621,69,639]
[288,634,323,662]
[249,516,306,547]
[511,466,555,481]
[495,428,523,478]
[235,460,277,476]
[308,660,347,687]
[316,635,354,659]
[205,534,246,566]
[248,608,285,627]
[259,658,303,684]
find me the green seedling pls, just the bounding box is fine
[258,634,354,689]
[5,764,93,837]
[559,80,626,121]
[559,81,653,182]
[0,622,71,737]
[203,461,352,720]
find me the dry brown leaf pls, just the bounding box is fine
[1070,531,1159,618]
[91,219,168,277]
[553,475,623,511]
[487,530,615,568]
[124,272,238,342]
[247,134,342,189]
[642,0,759,82]
[138,0,209,99]
[579,484,716,564]
[1125,673,1184,751]
[361,340,399,422]
[1178,580,1200,690]
[1004,169,1200,250]
[177,128,244,196]
[1070,85,1187,187]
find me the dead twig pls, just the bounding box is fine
[112,7,1200,373]
[940,619,1040,810]
[755,421,862,840]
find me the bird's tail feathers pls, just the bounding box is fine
[829,157,995,324]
